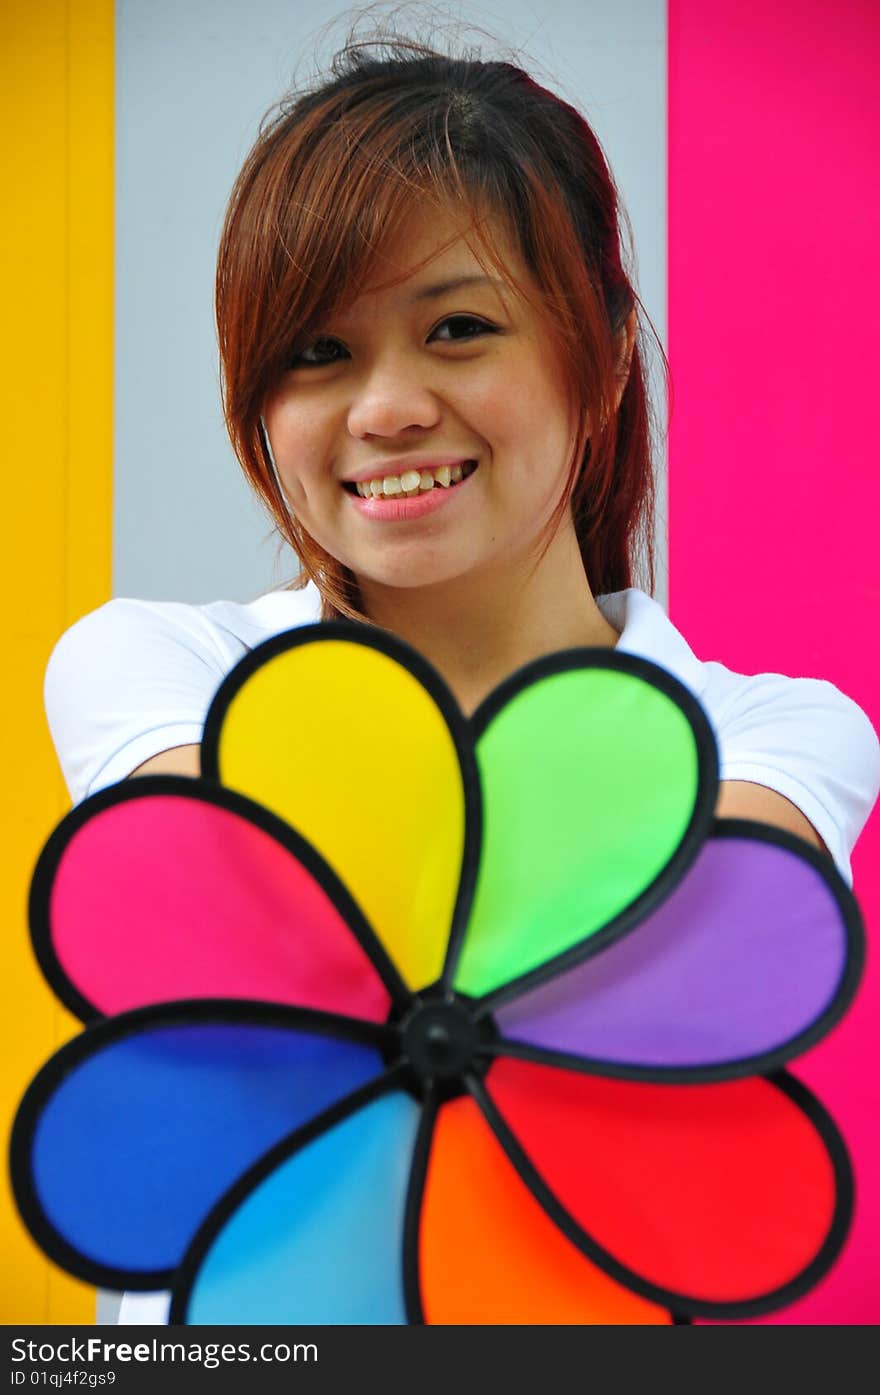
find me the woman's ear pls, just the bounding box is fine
[613,307,637,412]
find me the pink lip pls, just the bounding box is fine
[345,464,478,521]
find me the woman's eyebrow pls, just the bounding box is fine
[409,274,506,302]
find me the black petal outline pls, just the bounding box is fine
[201,620,484,995]
[10,998,393,1291]
[467,1067,854,1321]
[451,646,720,1004]
[481,819,865,1083]
[401,1088,438,1324]
[169,1064,412,1323]
[29,774,413,1021]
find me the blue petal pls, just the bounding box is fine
[22,1011,384,1281]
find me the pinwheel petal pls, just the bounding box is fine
[203,626,478,993]
[11,1006,386,1285]
[32,781,398,1021]
[479,1059,849,1316]
[174,1088,420,1323]
[452,654,716,998]
[494,826,862,1076]
[414,1094,670,1324]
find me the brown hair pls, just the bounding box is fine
[215,24,666,620]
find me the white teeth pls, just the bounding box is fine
[400,470,422,496]
[352,462,474,497]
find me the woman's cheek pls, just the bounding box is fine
[455,382,524,454]
[272,423,336,514]
[473,366,555,439]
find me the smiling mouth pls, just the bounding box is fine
[342,461,478,496]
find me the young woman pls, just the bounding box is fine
[44,34,880,1324]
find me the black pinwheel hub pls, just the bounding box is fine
[388,990,497,1101]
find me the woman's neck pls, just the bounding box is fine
[357,526,620,717]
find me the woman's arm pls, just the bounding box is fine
[715,779,829,856]
[125,748,830,862]
[127,744,202,779]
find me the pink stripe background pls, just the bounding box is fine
[668,0,880,1322]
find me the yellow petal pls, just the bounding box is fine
[206,629,470,992]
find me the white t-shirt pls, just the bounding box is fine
[42,582,880,1326]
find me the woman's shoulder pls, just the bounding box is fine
[607,588,880,886]
[605,587,877,740]
[43,581,323,805]
[48,582,324,670]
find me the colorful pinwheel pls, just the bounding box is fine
[11,623,863,1324]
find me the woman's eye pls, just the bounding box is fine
[290,337,346,366]
[287,315,496,368]
[431,314,497,342]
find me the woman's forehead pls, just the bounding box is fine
[338,203,524,315]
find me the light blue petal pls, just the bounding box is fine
[183,1092,421,1323]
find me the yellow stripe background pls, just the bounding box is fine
[1,0,113,1322]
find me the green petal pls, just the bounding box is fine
[452,654,716,999]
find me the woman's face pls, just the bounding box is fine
[261,202,583,595]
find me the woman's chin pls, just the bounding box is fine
[353,557,478,596]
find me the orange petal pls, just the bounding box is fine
[418,1094,670,1324]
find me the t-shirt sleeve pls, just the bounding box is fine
[44,598,233,806]
[704,662,880,889]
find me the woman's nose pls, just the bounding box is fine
[346,358,442,439]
